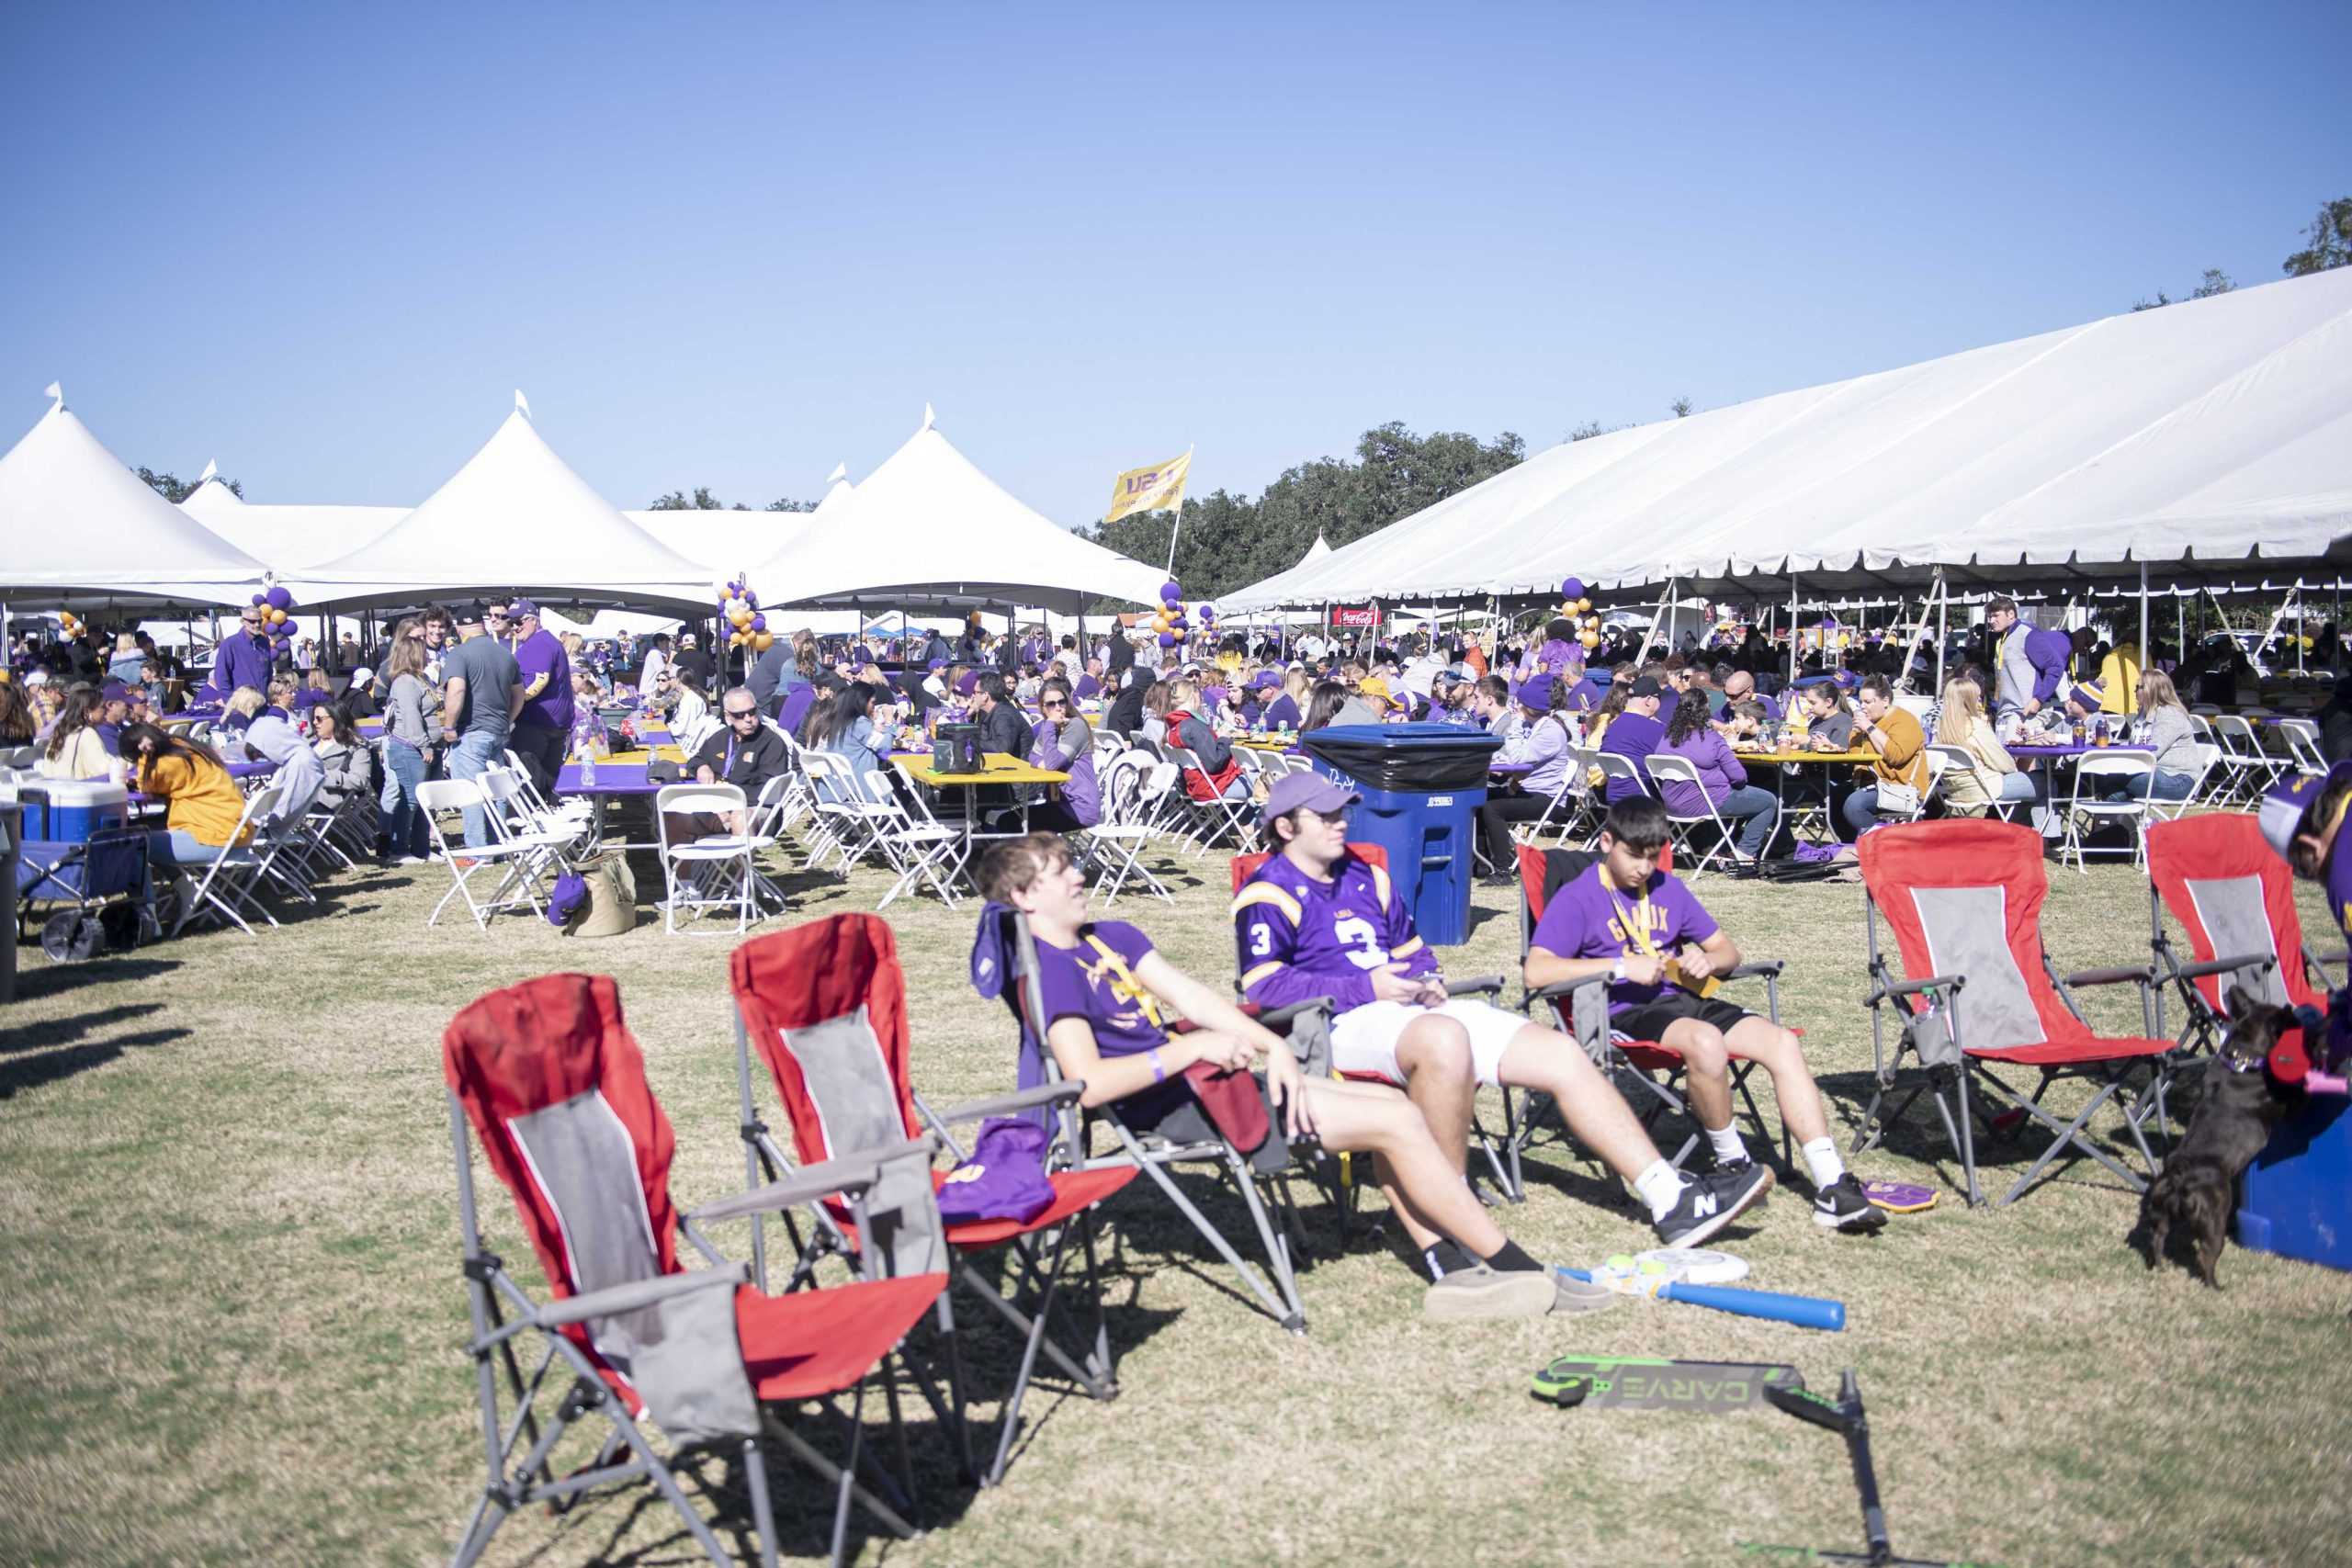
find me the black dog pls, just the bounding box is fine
[2131,991,2306,1287]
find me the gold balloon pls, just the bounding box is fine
[1579,631,1600,649]
[1575,597,1591,614]
[753,631,775,652]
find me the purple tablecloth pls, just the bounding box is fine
[554,762,666,796]
[2008,743,2154,759]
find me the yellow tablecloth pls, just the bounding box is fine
[1738,749,1879,765]
[894,752,1069,788]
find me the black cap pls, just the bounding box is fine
[1629,676,1663,698]
[454,599,491,626]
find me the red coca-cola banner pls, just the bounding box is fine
[1328,605,1378,628]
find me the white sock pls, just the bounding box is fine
[1803,1136,1846,1190]
[1634,1159,1686,1221]
[1707,1124,1748,1166]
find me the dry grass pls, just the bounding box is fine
[4,827,2349,1568]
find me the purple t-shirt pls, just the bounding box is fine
[1599,710,1667,802]
[1032,919,1168,1058]
[1528,863,1720,1013]
[514,628,574,732]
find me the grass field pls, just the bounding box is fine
[5,828,2349,1568]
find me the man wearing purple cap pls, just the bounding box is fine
[505,600,573,796]
[203,604,274,701]
[1235,772,1772,1261]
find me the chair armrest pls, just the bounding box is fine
[1721,960,1784,981]
[1443,974,1507,998]
[2170,952,2278,984]
[933,1084,1082,1125]
[2306,946,2351,973]
[1528,976,1605,1003]
[687,1139,931,1224]
[1864,973,1965,1009]
[535,1265,747,1328]
[1257,998,1335,1032]
[2064,964,2155,989]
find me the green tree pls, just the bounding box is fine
[1567,420,1611,442]
[2132,267,2234,312]
[2284,197,2352,276]
[648,486,725,510]
[137,466,241,502]
[765,497,818,513]
[1669,397,1693,418]
[1081,421,1523,599]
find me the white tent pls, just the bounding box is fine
[299,394,717,612]
[1226,267,2352,610]
[0,389,268,606]
[180,471,406,573]
[742,410,1163,613]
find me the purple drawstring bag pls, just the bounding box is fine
[935,1117,1056,1225]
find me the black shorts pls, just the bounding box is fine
[1611,990,1758,1044]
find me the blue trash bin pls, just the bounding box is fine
[1300,724,1503,947]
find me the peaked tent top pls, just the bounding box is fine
[0,398,267,603]
[1225,266,2352,608]
[300,405,715,610]
[181,476,408,573]
[745,415,1162,612]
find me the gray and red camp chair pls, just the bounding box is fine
[1856,819,2177,1207]
[1227,843,1524,1202]
[976,901,1311,1335]
[2146,812,2345,1055]
[1510,840,1789,1190]
[443,972,945,1568]
[729,915,1136,1487]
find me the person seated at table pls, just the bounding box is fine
[665,686,794,841]
[1469,673,1523,740]
[219,684,266,740]
[1259,668,1308,732]
[122,721,254,898]
[105,632,147,688]
[339,667,380,720]
[1718,699,1773,750]
[2104,671,2200,804]
[1719,667,1776,719]
[1163,677,1251,802]
[983,831,1618,1319]
[797,680,899,806]
[1073,654,1107,702]
[967,671,1027,758]
[1932,674,2038,818]
[657,664,710,738]
[310,702,376,818]
[1475,673,1581,884]
[1024,682,1102,832]
[1132,679,1175,747]
[1428,670,1481,727]
[239,678,325,824]
[1581,680,1630,748]
[1797,681,1856,750]
[1297,680,1352,737]
[1830,674,1928,843]
[1238,775,1774,1257]
[34,687,129,784]
[1656,689,1780,863]
[1526,795,1887,1230]
[0,679,35,750]
[1597,674,1668,803]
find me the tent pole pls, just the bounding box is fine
[2137,561,2150,688]
[1788,575,1800,684]
[2298,581,2307,674]
[1935,571,1949,694]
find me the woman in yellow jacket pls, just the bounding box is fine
[1835,673,1929,842]
[122,721,254,881]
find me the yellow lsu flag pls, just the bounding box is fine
[1105,449,1192,524]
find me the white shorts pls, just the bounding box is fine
[1329,998,1533,1089]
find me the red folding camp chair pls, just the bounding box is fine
[2145,812,2343,1049]
[443,972,945,1568]
[1228,843,1523,1201]
[1856,819,2177,1207]
[1510,840,1790,1190]
[729,915,1136,1488]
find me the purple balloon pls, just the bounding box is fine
[1560,577,1587,602]
[749,614,766,633]
[266,585,293,611]
[1160,580,1182,602]
[1158,631,1178,648]
[744,590,758,608]
[251,593,267,607]
[1198,604,1216,622]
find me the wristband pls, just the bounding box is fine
[1611,957,1626,983]
[1148,1048,1166,1084]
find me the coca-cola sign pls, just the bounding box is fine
[1328,605,1379,628]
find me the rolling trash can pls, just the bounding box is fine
[1299,724,1503,947]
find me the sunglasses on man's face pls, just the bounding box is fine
[725,706,759,721]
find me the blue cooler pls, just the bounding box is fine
[2236,1095,2352,1274]
[1301,724,1503,947]
[17,780,131,843]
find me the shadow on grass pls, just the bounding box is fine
[1814,1066,2155,1203]
[4,954,182,1002]
[0,999,168,1054]
[0,1026,191,1099]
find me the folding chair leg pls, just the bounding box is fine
[741,1435,782,1568]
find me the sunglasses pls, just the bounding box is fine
[1041,697,1067,708]
[725,707,759,720]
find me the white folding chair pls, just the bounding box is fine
[167,783,286,938]
[1640,754,1759,875]
[1514,748,1602,848]
[2059,751,2155,874]
[1925,742,2018,822]
[480,766,589,887]
[2209,716,2282,807]
[799,751,888,874]
[1163,743,1261,857]
[1081,750,1176,905]
[2273,717,2328,778]
[858,769,966,909]
[415,778,550,929]
[2147,742,2221,824]
[652,782,757,934]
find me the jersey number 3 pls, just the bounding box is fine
[1333,915,1386,970]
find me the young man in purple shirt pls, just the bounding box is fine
[1598,673,1668,802]
[1234,773,1772,1262]
[1524,795,1886,1231]
[505,599,573,796]
[983,831,1615,1319]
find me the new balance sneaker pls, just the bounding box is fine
[1813,1174,1890,1232]
[1422,1263,1558,1321]
[1653,1162,1774,1248]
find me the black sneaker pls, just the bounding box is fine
[1813,1174,1889,1233]
[1653,1162,1774,1248]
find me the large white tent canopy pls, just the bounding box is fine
[0,391,268,607]
[1227,267,2352,611]
[180,472,406,573]
[297,395,716,613]
[742,410,1164,614]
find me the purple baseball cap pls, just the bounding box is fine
[1518,672,1556,710]
[507,597,539,618]
[2260,761,2352,864]
[1261,769,1359,827]
[955,671,980,696]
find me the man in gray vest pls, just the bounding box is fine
[1986,596,2069,718]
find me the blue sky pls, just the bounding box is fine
[4,3,2345,525]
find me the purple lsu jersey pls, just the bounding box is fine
[1232,850,1439,1015]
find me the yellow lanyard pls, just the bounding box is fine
[1601,866,1658,957]
[1082,933,1165,1030]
